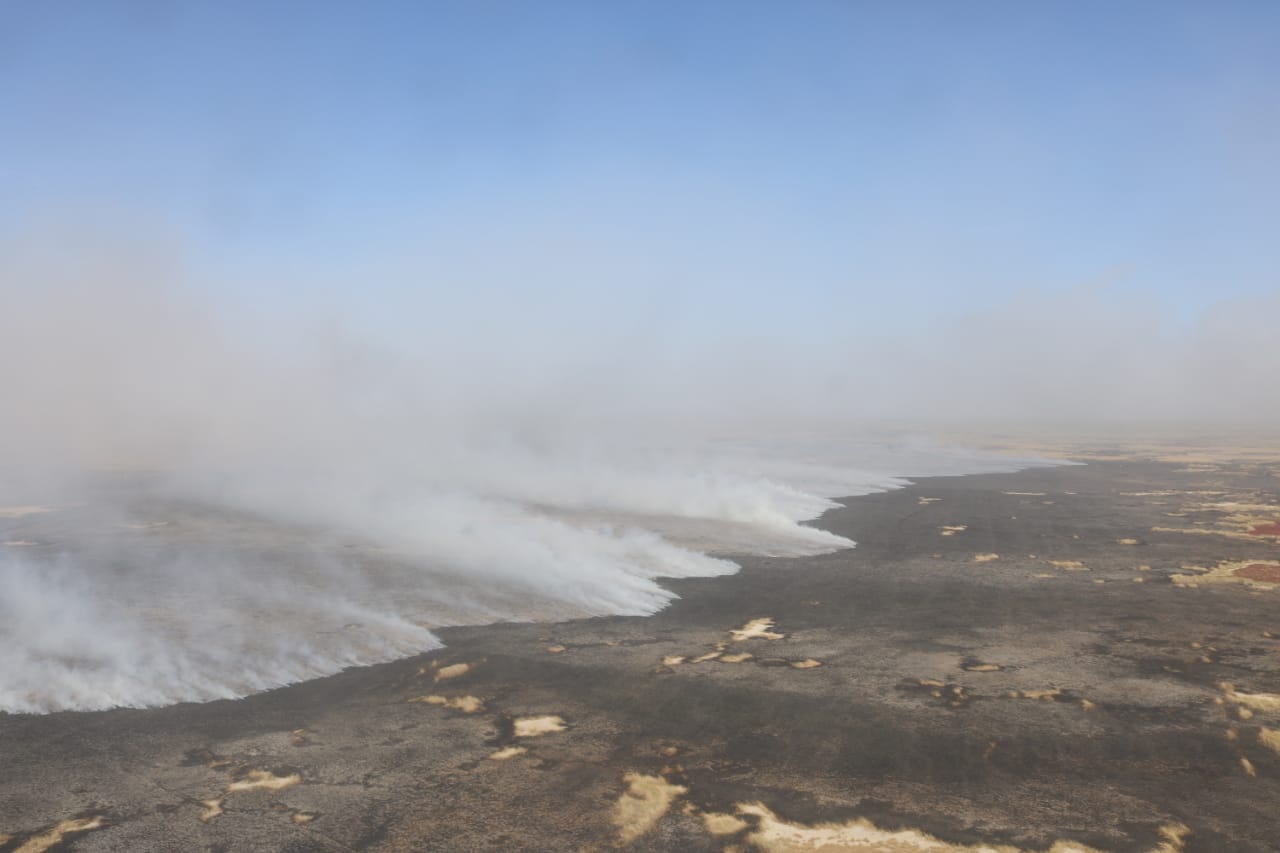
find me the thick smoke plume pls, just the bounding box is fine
[4,231,1271,713]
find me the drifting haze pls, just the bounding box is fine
[0,229,1274,712]
[2,2,1278,711]
[0,235,1061,713]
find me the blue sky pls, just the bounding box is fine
[3,1,1278,340]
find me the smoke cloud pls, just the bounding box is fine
[1,226,1272,713]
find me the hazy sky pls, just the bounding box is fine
[2,2,1279,428]
[5,2,1277,321]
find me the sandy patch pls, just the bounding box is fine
[731,618,785,641]
[702,811,750,836]
[1172,560,1280,590]
[226,769,301,794]
[790,659,822,669]
[905,679,970,709]
[1003,491,1047,496]
[198,799,224,823]
[662,655,687,667]
[1219,682,1280,713]
[546,644,567,654]
[1048,560,1088,571]
[612,773,687,846]
[917,497,941,505]
[985,434,1280,465]
[1117,538,1141,545]
[1241,757,1257,777]
[734,803,1188,853]
[1258,727,1280,755]
[1153,525,1278,543]
[409,694,484,713]
[972,553,999,563]
[513,715,566,737]
[962,662,1002,672]
[434,662,473,681]
[1235,563,1280,583]
[1200,501,1279,513]
[1009,688,1064,702]
[12,817,107,853]
[1154,500,1280,542]
[489,746,527,760]
[291,811,317,825]
[939,525,967,536]
[720,652,754,664]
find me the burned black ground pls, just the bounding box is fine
[3,459,1280,852]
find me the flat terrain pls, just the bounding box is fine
[4,457,1280,852]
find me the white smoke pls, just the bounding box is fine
[0,232,1053,713]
